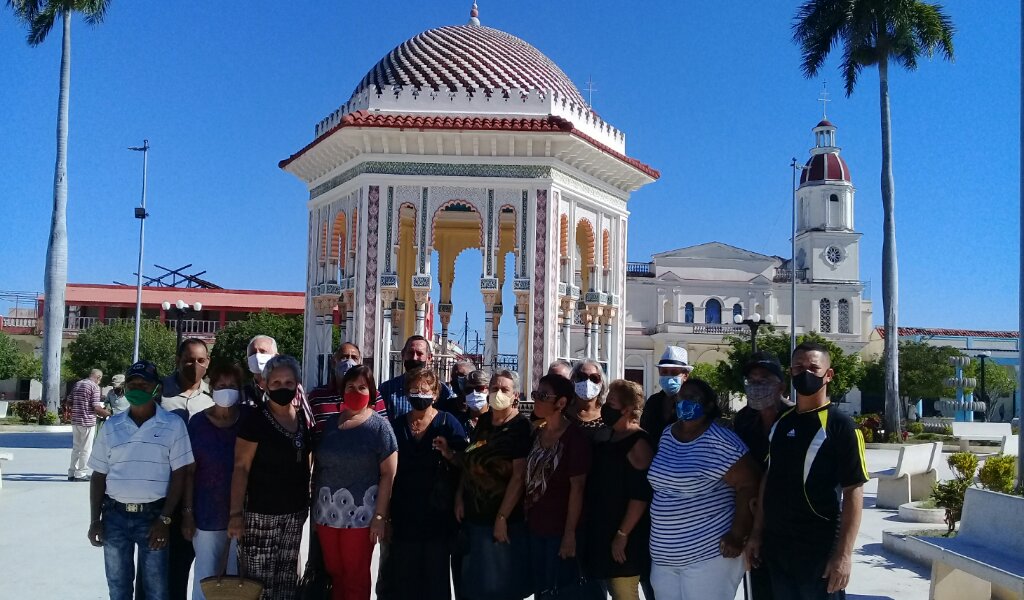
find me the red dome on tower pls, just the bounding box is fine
[800,152,851,184]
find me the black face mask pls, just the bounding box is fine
[600,404,624,428]
[408,394,435,412]
[452,375,467,395]
[267,387,296,406]
[792,371,826,397]
[404,359,426,373]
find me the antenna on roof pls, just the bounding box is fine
[818,80,830,120]
[468,1,480,26]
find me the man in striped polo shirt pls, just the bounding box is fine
[68,368,109,481]
[87,360,194,600]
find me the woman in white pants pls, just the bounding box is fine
[182,363,250,599]
[647,378,761,600]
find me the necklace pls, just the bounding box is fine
[262,407,305,462]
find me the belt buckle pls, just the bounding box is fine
[124,503,141,513]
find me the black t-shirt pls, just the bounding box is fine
[237,408,311,515]
[389,411,469,541]
[763,403,868,577]
[462,411,532,524]
[435,394,475,435]
[640,391,675,446]
[732,406,774,470]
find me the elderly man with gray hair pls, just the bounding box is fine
[69,368,109,481]
[241,335,278,408]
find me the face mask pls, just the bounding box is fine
[793,371,826,397]
[453,375,467,394]
[334,358,358,380]
[404,359,426,373]
[660,375,683,396]
[466,390,488,411]
[212,388,240,408]
[247,353,273,375]
[675,399,704,421]
[125,388,155,407]
[574,380,601,401]
[408,393,434,411]
[744,381,779,410]
[267,387,296,406]
[344,390,370,412]
[488,390,514,410]
[600,404,624,428]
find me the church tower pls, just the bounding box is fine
[794,119,861,284]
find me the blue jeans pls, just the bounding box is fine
[461,521,530,600]
[102,499,168,600]
[528,533,587,599]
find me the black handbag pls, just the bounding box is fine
[297,523,332,600]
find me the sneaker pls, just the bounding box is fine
[72,475,91,482]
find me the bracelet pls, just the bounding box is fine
[615,529,628,538]
[496,513,507,521]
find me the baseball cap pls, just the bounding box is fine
[743,351,784,382]
[111,374,126,386]
[125,360,160,383]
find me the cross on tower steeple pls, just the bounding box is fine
[583,75,597,108]
[818,80,831,119]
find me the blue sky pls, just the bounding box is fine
[1,1,1019,353]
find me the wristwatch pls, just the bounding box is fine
[158,515,172,525]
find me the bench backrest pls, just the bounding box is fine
[952,422,1013,439]
[894,442,938,478]
[1002,435,1019,457]
[958,487,1024,557]
[925,441,944,472]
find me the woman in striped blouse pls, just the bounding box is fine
[647,378,761,600]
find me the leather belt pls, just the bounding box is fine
[107,497,164,513]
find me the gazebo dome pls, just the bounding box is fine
[349,24,588,108]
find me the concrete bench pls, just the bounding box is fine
[914,488,1024,600]
[0,452,11,489]
[952,422,1013,452]
[1001,435,1019,457]
[871,442,942,509]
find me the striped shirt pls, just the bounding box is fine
[70,378,102,427]
[648,422,748,567]
[88,404,194,503]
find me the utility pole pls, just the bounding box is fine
[128,140,149,362]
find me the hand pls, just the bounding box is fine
[370,517,388,545]
[87,521,104,547]
[454,493,464,523]
[610,533,628,564]
[181,512,196,541]
[227,514,245,541]
[148,520,169,551]
[432,436,452,460]
[493,517,509,543]
[743,531,762,570]
[558,532,576,559]
[719,530,745,559]
[822,551,852,593]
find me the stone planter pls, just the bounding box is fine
[899,501,947,524]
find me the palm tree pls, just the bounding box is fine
[793,0,954,435]
[8,0,111,411]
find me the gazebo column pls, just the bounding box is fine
[559,297,573,359]
[514,281,530,376]
[582,309,593,358]
[601,310,615,363]
[392,301,405,358]
[481,277,499,369]
[491,303,502,367]
[412,276,431,338]
[379,281,398,382]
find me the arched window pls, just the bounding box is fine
[830,194,839,202]
[706,299,722,324]
[732,303,742,321]
[684,302,694,324]
[819,298,832,333]
[838,299,851,333]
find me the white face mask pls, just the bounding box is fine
[575,379,601,401]
[466,390,488,411]
[211,388,240,408]
[488,390,514,411]
[247,352,274,375]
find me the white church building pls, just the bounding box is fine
[623,119,873,391]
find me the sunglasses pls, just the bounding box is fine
[530,390,559,403]
[575,373,602,384]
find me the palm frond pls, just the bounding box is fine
[793,0,854,78]
[78,0,110,25]
[26,2,59,46]
[910,2,955,61]
[7,0,44,22]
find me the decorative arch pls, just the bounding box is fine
[732,303,742,320]
[705,298,722,324]
[559,214,569,257]
[431,200,482,247]
[574,218,596,267]
[330,212,348,269]
[602,229,610,268]
[684,302,695,323]
[499,204,518,249]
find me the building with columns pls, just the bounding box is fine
[280,5,658,388]
[623,119,872,392]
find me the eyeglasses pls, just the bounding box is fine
[530,390,559,403]
[575,373,602,384]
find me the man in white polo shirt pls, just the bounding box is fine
[87,360,194,600]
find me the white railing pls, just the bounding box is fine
[64,316,98,331]
[176,320,221,335]
[1,316,37,329]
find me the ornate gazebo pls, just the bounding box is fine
[280,5,658,388]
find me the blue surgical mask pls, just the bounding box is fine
[660,375,682,396]
[675,399,704,421]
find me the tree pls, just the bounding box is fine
[793,0,955,435]
[718,329,865,400]
[8,0,112,411]
[210,312,305,367]
[66,321,177,384]
[0,332,19,381]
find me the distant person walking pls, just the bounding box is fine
[69,368,109,481]
[105,374,130,417]
[87,360,194,600]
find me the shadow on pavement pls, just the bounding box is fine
[0,432,73,449]
[4,473,76,483]
[855,542,929,578]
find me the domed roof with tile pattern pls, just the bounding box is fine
[349,24,587,107]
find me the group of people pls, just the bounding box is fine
[77,331,867,600]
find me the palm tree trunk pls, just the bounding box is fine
[41,10,71,413]
[879,56,901,436]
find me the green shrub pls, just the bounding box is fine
[40,411,58,425]
[978,454,1017,494]
[932,452,979,534]
[908,422,925,435]
[941,425,953,436]
[861,428,873,443]
[12,400,46,424]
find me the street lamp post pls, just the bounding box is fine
[733,311,774,354]
[128,140,149,362]
[162,299,202,348]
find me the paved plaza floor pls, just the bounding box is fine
[0,431,945,599]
